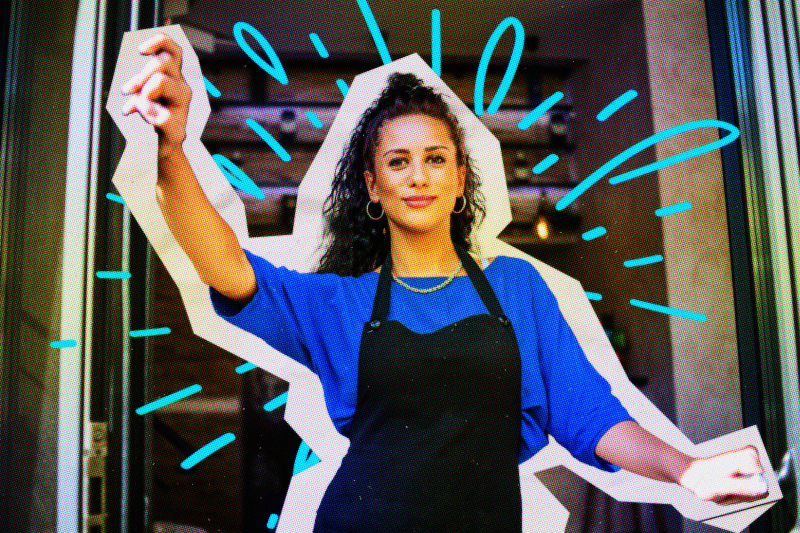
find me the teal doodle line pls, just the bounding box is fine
[517,92,564,130]
[356,0,391,64]
[110,21,721,524]
[203,76,221,98]
[532,154,559,175]
[130,327,171,337]
[246,118,292,162]
[582,227,607,241]
[624,255,664,268]
[336,79,349,98]
[306,110,323,129]
[656,201,692,217]
[181,433,236,469]
[293,440,321,475]
[213,154,266,199]
[474,17,524,116]
[106,192,125,204]
[96,270,131,279]
[557,120,740,210]
[596,90,637,121]
[309,33,329,58]
[630,299,707,322]
[135,384,202,415]
[50,339,77,349]
[264,391,289,412]
[431,9,441,76]
[607,121,740,185]
[236,362,257,374]
[233,22,288,85]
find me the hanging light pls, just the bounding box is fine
[279,109,297,144]
[536,215,550,240]
[536,189,551,240]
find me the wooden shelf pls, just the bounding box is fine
[242,221,582,247]
[236,187,581,247]
[202,105,576,150]
[202,136,576,152]
[239,184,575,198]
[499,142,576,151]
[200,50,586,71]
[202,58,584,238]
[202,136,322,148]
[209,100,574,111]
[498,224,580,246]
[508,181,577,190]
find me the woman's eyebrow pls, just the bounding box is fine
[382,145,451,157]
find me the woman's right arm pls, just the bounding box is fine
[121,33,256,302]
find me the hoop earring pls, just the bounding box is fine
[366,200,384,220]
[453,195,467,214]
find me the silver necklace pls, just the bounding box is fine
[391,260,463,293]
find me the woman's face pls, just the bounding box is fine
[364,113,466,239]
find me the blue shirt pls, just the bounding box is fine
[210,250,633,471]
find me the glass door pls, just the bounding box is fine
[1,0,794,531]
[716,0,800,529]
[0,1,89,531]
[0,0,160,532]
[131,0,797,531]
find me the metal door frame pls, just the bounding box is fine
[60,1,161,531]
[707,0,799,530]
[59,1,108,531]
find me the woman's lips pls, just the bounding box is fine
[403,196,436,208]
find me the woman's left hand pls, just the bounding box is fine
[679,445,769,505]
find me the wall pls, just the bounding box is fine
[560,0,676,423]
[642,0,742,531]
[521,1,676,531]
[523,2,741,530]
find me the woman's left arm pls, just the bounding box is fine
[595,420,769,505]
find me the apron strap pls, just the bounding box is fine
[454,246,505,319]
[369,246,506,322]
[370,253,393,322]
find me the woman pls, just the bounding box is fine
[122,32,768,532]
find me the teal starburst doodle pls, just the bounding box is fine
[102,3,744,528]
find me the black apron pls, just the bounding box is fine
[315,246,523,532]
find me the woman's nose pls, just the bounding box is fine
[409,158,429,186]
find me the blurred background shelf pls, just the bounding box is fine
[235,184,580,238]
[201,61,584,250]
[202,105,577,149]
[499,224,581,245]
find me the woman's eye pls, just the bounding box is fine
[429,155,446,164]
[388,158,406,167]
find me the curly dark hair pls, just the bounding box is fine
[316,72,485,277]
